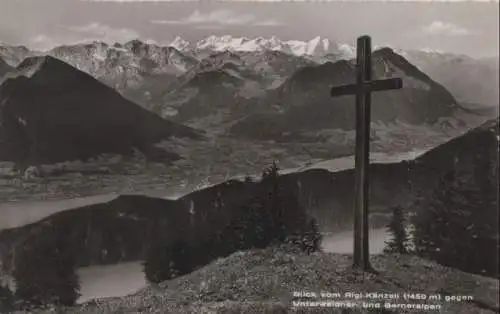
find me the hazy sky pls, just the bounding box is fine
[0,0,498,58]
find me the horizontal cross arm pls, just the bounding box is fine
[330,83,358,97]
[330,78,403,97]
[370,78,403,92]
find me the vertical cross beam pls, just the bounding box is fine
[330,35,402,272]
[353,35,372,269]
[360,36,372,271]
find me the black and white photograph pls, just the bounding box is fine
[0,0,498,312]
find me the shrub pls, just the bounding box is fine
[143,239,198,284]
[220,162,322,255]
[13,225,80,308]
[0,284,15,312]
[143,239,173,284]
[384,205,410,254]
[412,168,498,277]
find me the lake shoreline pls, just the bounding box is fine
[74,228,391,304]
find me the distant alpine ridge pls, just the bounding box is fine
[168,35,356,59]
[1,35,496,108]
[0,35,497,141]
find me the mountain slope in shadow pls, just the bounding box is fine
[230,48,462,140]
[0,56,203,166]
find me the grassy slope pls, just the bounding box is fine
[29,248,499,314]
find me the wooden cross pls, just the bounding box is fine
[330,35,403,270]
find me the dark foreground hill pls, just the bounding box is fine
[0,56,202,166]
[408,117,499,196]
[0,118,497,275]
[0,180,256,269]
[230,48,462,140]
[24,248,500,313]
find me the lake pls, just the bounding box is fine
[0,193,391,303]
[0,152,401,303]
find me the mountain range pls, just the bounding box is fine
[0,35,497,167]
[169,35,355,59]
[230,48,462,140]
[1,35,496,120]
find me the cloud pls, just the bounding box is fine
[68,22,139,43]
[254,19,284,26]
[422,21,472,36]
[29,35,62,51]
[193,25,225,30]
[151,9,283,27]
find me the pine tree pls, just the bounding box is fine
[469,140,499,276]
[288,218,323,254]
[413,172,470,266]
[188,236,218,267]
[143,239,197,284]
[13,225,80,309]
[384,205,409,254]
[0,284,15,312]
[412,166,498,277]
[224,193,276,251]
[262,162,322,252]
[143,162,324,284]
[261,161,288,242]
[223,162,322,254]
[143,239,174,284]
[244,176,254,183]
[169,240,195,277]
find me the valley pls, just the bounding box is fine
[0,120,469,204]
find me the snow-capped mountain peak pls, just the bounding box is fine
[285,36,332,56]
[167,35,355,59]
[170,36,191,51]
